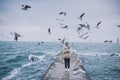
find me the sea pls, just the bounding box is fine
[0,41,120,80]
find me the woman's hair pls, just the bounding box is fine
[65,42,70,49]
[65,42,69,46]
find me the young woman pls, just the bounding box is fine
[62,42,71,72]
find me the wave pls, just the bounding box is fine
[78,52,109,56]
[28,54,45,61]
[79,52,120,57]
[22,54,46,68]
[22,62,34,68]
[44,51,58,55]
[2,68,20,80]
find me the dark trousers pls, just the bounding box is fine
[64,58,70,69]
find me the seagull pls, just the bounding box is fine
[21,4,31,10]
[41,41,44,43]
[58,38,61,40]
[78,12,85,20]
[104,40,108,43]
[83,35,89,40]
[14,32,22,41]
[60,25,68,29]
[48,28,51,34]
[59,12,67,16]
[116,25,120,28]
[79,24,86,27]
[96,21,102,28]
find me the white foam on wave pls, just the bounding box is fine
[36,55,45,61]
[2,68,20,80]
[22,62,34,67]
[44,51,58,55]
[79,52,110,56]
[29,54,45,61]
[22,54,46,68]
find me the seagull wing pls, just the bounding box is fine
[80,13,85,20]
[97,21,102,26]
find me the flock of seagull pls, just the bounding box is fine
[0,4,120,43]
[47,11,103,43]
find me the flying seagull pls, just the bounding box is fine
[59,12,67,16]
[60,25,68,29]
[58,38,61,40]
[104,40,109,43]
[79,24,86,27]
[14,32,22,41]
[78,12,85,20]
[96,21,102,28]
[22,4,31,10]
[48,28,51,34]
[116,25,120,28]
[83,35,89,40]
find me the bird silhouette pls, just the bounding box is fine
[60,25,68,29]
[41,41,44,43]
[83,35,89,40]
[79,24,86,27]
[58,38,61,40]
[22,4,31,10]
[48,28,51,34]
[78,13,85,20]
[59,12,67,16]
[116,25,120,28]
[96,21,102,28]
[14,32,22,42]
[79,23,90,30]
[104,40,108,43]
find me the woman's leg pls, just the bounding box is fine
[64,58,67,69]
[67,58,70,69]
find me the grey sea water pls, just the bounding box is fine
[0,41,120,80]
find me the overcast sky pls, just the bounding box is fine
[0,0,120,42]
